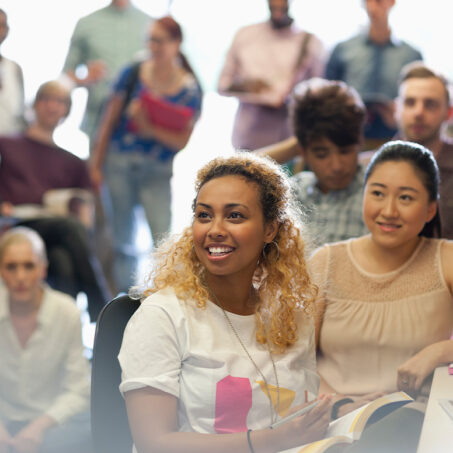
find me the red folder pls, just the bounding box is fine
[137,91,195,131]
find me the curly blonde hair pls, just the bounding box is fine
[140,153,317,352]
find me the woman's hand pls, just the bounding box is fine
[397,344,442,396]
[84,60,108,85]
[373,101,397,129]
[275,396,332,450]
[126,98,142,120]
[127,99,153,137]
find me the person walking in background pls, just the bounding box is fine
[0,8,25,136]
[62,0,152,295]
[325,0,422,149]
[218,0,325,152]
[91,16,202,293]
[62,0,151,145]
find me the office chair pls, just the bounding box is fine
[90,294,141,453]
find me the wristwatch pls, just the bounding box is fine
[331,397,354,420]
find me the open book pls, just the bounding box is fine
[283,392,413,453]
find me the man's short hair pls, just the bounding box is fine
[399,61,451,105]
[34,80,72,116]
[291,78,366,148]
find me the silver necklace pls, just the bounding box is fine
[210,289,280,425]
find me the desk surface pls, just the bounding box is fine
[417,366,453,453]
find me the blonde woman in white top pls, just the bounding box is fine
[119,153,332,453]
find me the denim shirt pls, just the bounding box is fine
[326,32,422,138]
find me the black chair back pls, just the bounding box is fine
[91,294,140,453]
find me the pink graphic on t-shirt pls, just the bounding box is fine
[214,375,252,433]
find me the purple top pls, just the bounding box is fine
[0,135,92,205]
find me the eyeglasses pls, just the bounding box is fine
[147,36,174,45]
[37,94,69,106]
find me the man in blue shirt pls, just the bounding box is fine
[325,0,422,149]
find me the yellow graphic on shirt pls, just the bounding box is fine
[256,381,295,417]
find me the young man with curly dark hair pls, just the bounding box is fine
[288,78,368,246]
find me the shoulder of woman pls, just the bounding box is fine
[113,61,143,93]
[126,287,187,333]
[41,286,82,328]
[45,285,78,313]
[308,238,360,271]
[177,68,198,89]
[440,240,453,286]
[137,60,151,83]
[308,241,335,264]
[140,286,180,309]
[307,245,330,282]
[440,239,453,261]
[140,287,199,318]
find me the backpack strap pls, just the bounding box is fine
[294,32,312,70]
[121,61,142,113]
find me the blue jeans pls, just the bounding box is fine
[105,149,173,292]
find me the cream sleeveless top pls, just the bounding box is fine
[310,237,453,396]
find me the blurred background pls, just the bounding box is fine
[1,0,450,232]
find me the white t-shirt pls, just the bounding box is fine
[119,287,319,434]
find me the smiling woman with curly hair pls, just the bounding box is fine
[119,152,331,453]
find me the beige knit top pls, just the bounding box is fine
[310,237,453,397]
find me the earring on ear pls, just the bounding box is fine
[262,241,280,262]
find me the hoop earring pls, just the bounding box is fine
[262,241,280,262]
